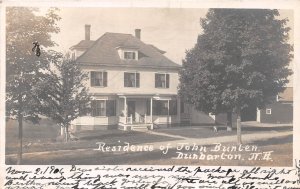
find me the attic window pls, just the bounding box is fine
[124,51,136,60]
[266,109,272,115]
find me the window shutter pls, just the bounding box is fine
[166,74,170,88]
[112,100,116,116]
[155,74,158,88]
[103,72,107,87]
[106,100,110,116]
[91,100,96,116]
[124,73,128,87]
[136,73,140,87]
[106,100,116,116]
[146,100,150,115]
[91,72,95,86]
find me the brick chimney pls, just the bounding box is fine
[135,29,141,40]
[85,24,91,40]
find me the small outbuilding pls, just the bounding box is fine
[257,87,293,124]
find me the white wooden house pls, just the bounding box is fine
[70,25,216,131]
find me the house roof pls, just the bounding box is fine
[278,87,293,102]
[75,32,180,69]
[147,44,166,54]
[70,40,95,50]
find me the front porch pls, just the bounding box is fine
[117,94,179,131]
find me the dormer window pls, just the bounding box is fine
[124,51,136,60]
[117,47,139,60]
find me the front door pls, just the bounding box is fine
[127,101,136,122]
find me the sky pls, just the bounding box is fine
[50,8,293,64]
[48,8,293,86]
[50,8,207,64]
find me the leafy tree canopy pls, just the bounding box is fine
[38,57,90,131]
[179,9,293,115]
[6,7,62,123]
[6,7,62,164]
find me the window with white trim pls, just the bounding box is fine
[124,72,140,88]
[155,73,170,88]
[91,71,107,87]
[91,100,116,117]
[91,100,106,116]
[266,108,272,115]
[124,51,137,60]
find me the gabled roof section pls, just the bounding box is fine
[277,87,293,102]
[70,40,95,50]
[76,32,180,69]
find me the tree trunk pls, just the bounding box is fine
[236,106,242,144]
[226,111,232,131]
[61,125,64,136]
[65,125,69,142]
[17,111,23,165]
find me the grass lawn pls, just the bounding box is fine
[134,135,293,167]
[9,135,292,166]
[5,119,293,166]
[5,119,180,155]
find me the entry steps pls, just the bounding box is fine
[118,123,153,131]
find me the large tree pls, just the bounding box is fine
[38,57,90,142]
[179,9,293,143]
[6,7,61,164]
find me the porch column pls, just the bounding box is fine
[124,97,127,122]
[177,97,181,124]
[167,100,170,127]
[150,97,153,123]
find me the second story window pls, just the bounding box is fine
[155,73,169,88]
[124,72,140,88]
[91,71,107,87]
[124,51,136,60]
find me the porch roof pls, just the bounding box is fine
[89,93,178,99]
[117,93,177,99]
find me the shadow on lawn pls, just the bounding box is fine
[77,130,137,140]
[248,134,292,146]
[241,126,293,132]
[207,125,292,132]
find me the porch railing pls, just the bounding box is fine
[119,115,133,124]
[119,116,126,124]
[119,114,150,124]
[127,115,133,124]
